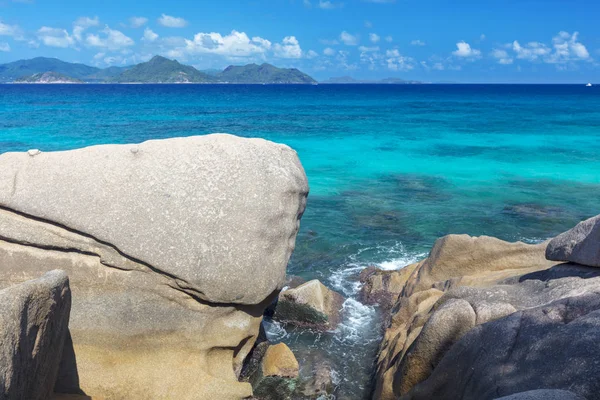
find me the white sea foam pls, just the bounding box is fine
[263,319,288,342]
[335,298,376,343]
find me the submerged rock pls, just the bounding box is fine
[0,270,71,400]
[546,214,600,267]
[274,280,345,330]
[493,390,586,400]
[0,134,309,400]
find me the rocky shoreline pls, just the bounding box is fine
[1,134,600,399]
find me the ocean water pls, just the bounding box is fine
[2,84,600,398]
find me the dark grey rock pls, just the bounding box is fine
[546,214,600,267]
[494,389,586,400]
[0,270,71,400]
[399,292,600,400]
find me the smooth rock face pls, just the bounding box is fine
[546,214,600,267]
[494,390,586,400]
[274,280,345,330]
[400,292,600,400]
[359,264,418,311]
[0,133,308,305]
[0,135,309,400]
[262,343,299,379]
[0,270,71,400]
[246,343,299,400]
[373,235,558,400]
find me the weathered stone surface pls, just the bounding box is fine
[262,343,299,378]
[400,292,600,400]
[546,214,600,267]
[403,235,555,297]
[494,390,586,400]
[373,235,558,400]
[0,135,309,400]
[300,360,336,399]
[0,134,308,305]
[0,270,71,400]
[359,264,418,310]
[274,280,345,330]
[245,343,299,400]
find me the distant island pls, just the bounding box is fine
[320,76,422,84]
[0,56,316,84]
[15,71,84,84]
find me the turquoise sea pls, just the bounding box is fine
[2,84,600,398]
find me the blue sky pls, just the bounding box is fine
[0,0,599,82]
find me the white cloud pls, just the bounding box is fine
[386,49,414,71]
[185,30,271,57]
[369,33,380,43]
[491,49,513,65]
[86,26,135,50]
[358,45,379,52]
[340,31,358,46]
[318,0,343,9]
[273,36,303,58]
[130,17,148,28]
[0,42,10,52]
[385,35,393,43]
[143,28,159,42]
[0,21,24,40]
[158,14,188,28]
[512,40,551,61]
[306,49,318,59]
[508,31,590,66]
[73,16,99,42]
[323,47,335,56]
[303,0,312,7]
[37,27,75,48]
[452,41,481,58]
[410,39,425,46]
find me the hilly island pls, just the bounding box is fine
[1,55,317,84]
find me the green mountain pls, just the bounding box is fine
[0,57,127,82]
[15,71,83,84]
[112,56,215,83]
[217,63,317,84]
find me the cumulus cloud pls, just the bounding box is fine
[37,27,76,48]
[0,20,24,40]
[184,30,271,58]
[340,31,358,45]
[508,31,590,66]
[452,41,481,58]
[130,17,148,28]
[386,49,414,71]
[273,36,303,58]
[323,47,335,56]
[491,49,513,64]
[0,42,10,52]
[410,39,425,46]
[158,14,188,28]
[369,33,380,43]
[86,26,135,50]
[73,16,99,42]
[142,28,159,42]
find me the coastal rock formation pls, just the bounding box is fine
[0,134,309,400]
[494,390,586,400]
[242,343,299,400]
[373,234,561,400]
[273,280,345,330]
[0,270,71,400]
[546,214,600,267]
[359,264,418,310]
